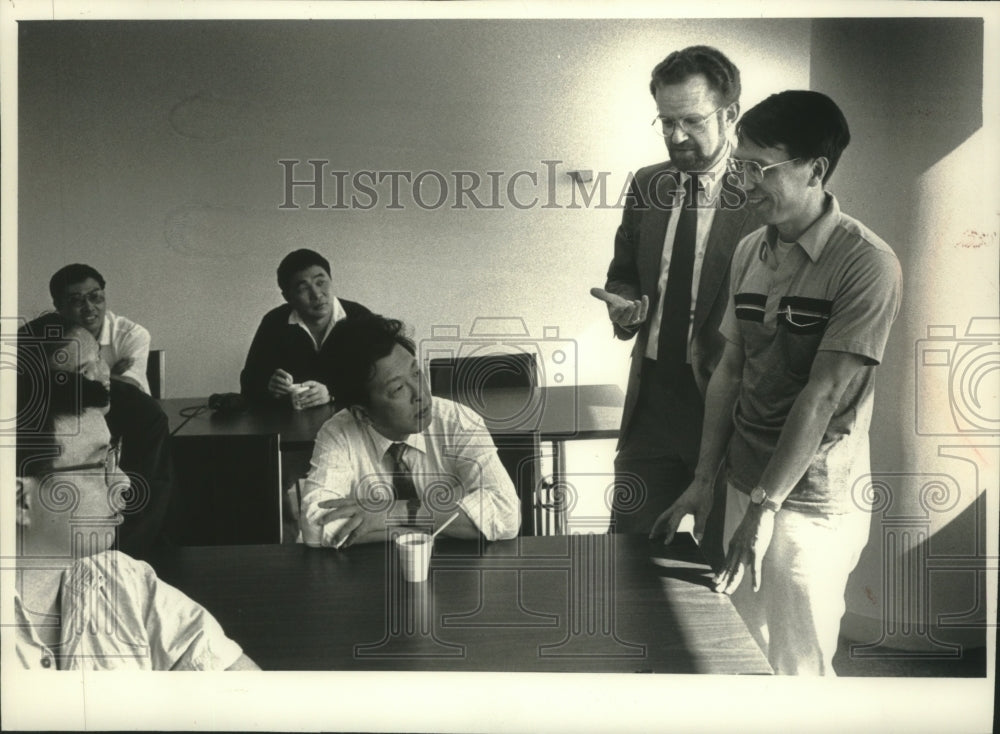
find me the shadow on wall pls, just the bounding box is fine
[810,16,986,468]
[848,477,988,655]
[812,18,982,176]
[811,17,992,649]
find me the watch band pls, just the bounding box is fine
[750,487,782,512]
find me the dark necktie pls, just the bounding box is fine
[387,442,420,501]
[657,177,697,378]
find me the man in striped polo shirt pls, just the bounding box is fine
[651,90,902,675]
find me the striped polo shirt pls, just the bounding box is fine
[719,194,902,514]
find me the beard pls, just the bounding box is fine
[668,140,726,173]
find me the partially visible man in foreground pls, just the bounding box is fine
[18,314,174,560]
[301,314,520,547]
[14,373,258,670]
[651,90,902,675]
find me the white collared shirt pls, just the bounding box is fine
[645,152,730,362]
[287,297,346,351]
[301,397,521,541]
[97,310,152,394]
[14,551,243,670]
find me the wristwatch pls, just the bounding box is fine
[750,487,782,512]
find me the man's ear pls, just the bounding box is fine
[810,157,830,187]
[723,101,740,127]
[16,476,36,527]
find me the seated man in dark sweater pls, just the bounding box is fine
[240,249,371,407]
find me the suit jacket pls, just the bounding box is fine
[605,160,762,450]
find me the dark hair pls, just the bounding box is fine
[17,314,84,406]
[16,373,111,478]
[327,314,415,408]
[277,249,331,292]
[737,90,851,185]
[649,45,741,106]
[49,264,106,304]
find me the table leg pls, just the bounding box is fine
[551,440,568,535]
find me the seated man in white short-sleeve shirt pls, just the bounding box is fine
[49,263,152,395]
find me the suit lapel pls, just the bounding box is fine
[693,207,747,332]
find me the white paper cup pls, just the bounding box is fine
[290,383,309,410]
[396,531,433,582]
[300,489,343,547]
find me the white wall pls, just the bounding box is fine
[811,18,996,649]
[17,19,811,397]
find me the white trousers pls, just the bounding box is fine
[724,484,872,675]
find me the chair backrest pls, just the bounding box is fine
[146,349,165,399]
[429,354,543,536]
[428,352,537,402]
[491,432,543,536]
[166,433,282,545]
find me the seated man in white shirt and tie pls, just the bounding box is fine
[49,263,152,395]
[301,313,521,547]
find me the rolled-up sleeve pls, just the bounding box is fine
[299,416,366,547]
[447,412,521,541]
[300,417,355,501]
[455,449,521,540]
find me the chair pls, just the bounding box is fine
[165,433,282,545]
[146,349,165,399]
[429,354,547,535]
[428,352,537,402]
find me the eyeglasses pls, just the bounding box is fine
[651,107,723,137]
[728,157,802,184]
[46,437,122,487]
[64,289,106,309]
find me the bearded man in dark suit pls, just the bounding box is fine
[592,46,761,563]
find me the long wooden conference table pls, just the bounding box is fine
[160,384,626,535]
[160,384,625,446]
[150,533,772,674]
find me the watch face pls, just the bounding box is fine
[750,487,766,504]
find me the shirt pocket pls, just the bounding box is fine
[777,296,831,334]
[777,296,832,376]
